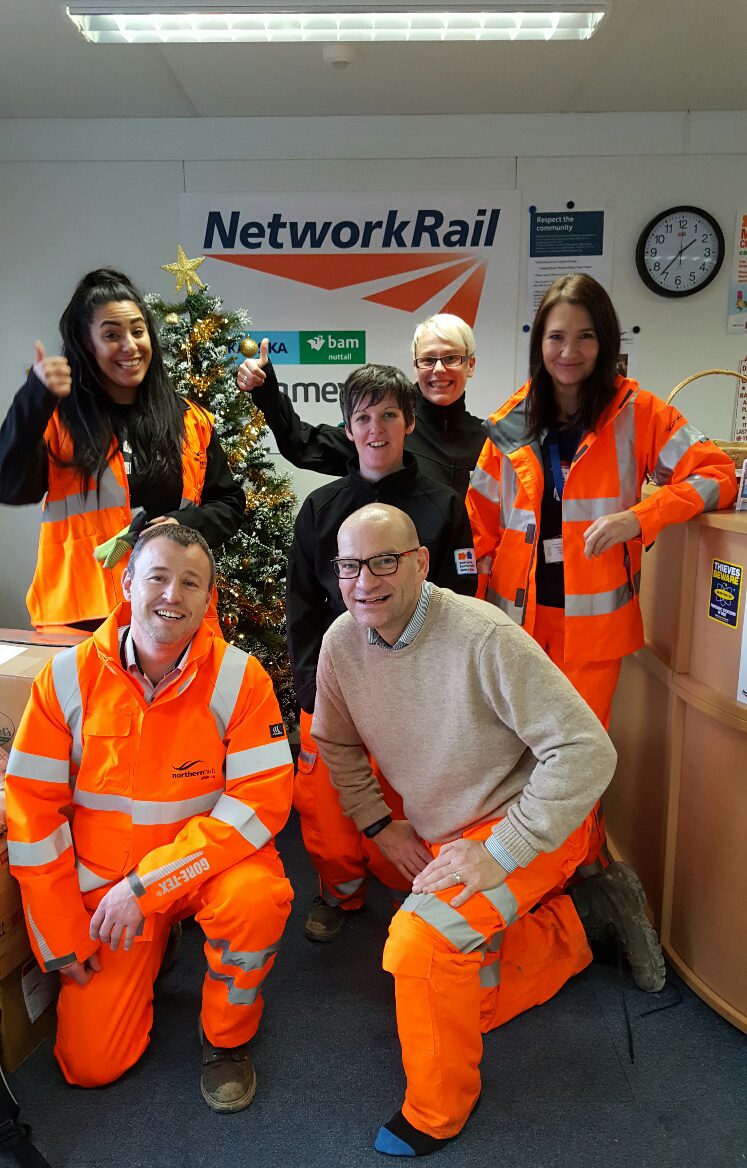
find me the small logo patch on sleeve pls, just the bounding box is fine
[269,723,285,738]
[454,548,477,575]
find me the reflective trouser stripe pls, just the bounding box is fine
[299,748,317,767]
[205,968,261,1006]
[206,937,280,973]
[77,860,112,893]
[401,893,487,955]
[321,876,365,905]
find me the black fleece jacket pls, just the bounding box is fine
[286,453,477,713]
[251,360,485,498]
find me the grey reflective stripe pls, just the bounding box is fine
[565,573,640,618]
[139,849,205,890]
[402,893,486,954]
[210,794,271,849]
[483,399,532,457]
[321,876,365,904]
[26,908,55,964]
[562,497,622,522]
[208,645,247,739]
[612,404,640,509]
[45,952,77,973]
[178,497,192,510]
[469,464,500,504]
[485,587,523,625]
[652,421,707,485]
[6,749,68,784]
[299,748,317,767]
[76,860,112,893]
[479,961,501,988]
[52,647,83,768]
[8,822,72,868]
[334,877,365,896]
[207,936,280,972]
[504,507,535,535]
[486,931,505,954]
[205,967,261,1005]
[686,474,720,511]
[480,882,519,926]
[500,458,517,530]
[72,787,221,824]
[128,870,146,897]
[41,464,127,524]
[226,739,292,782]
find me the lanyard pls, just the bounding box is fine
[548,430,567,500]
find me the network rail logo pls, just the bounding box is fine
[203,206,501,324]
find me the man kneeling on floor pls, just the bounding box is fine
[5,526,294,1113]
[312,503,666,1157]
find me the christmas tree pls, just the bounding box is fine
[147,276,297,724]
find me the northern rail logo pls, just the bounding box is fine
[203,207,501,326]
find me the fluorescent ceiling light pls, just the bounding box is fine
[66,3,609,42]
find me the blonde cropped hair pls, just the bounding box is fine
[411,314,476,360]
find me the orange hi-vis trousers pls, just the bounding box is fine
[294,710,410,908]
[532,603,622,878]
[55,845,292,1088]
[382,815,593,1140]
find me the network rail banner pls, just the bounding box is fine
[180,192,521,427]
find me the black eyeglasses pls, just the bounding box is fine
[331,548,419,579]
[413,353,469,370]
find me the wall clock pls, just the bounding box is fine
[635,206,724,298]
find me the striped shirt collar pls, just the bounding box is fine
[120,625,192,703]
[368,581,433,651]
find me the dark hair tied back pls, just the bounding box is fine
[55,268,184,490]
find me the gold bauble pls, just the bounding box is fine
[164,313,180,325]
[239,336,259,358]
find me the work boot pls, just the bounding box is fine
[569,862,666,992]
[303,896,348,943]
[200,1036,257,1114]
[0,1120,53,1168]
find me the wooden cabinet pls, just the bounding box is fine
[607,509,747,1032]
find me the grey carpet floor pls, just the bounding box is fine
[10,812,747,1168]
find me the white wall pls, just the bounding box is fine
[1,112,746,628]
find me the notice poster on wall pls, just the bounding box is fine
[726,208,747,334]
[526,208,612,322]
[732,355,747,442]
[179,192,521,426]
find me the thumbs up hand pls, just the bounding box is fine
[237,338,270,391]
[33,341,73,398]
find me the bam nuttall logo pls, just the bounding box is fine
[300,331,366,364]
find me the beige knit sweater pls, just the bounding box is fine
[312,586,617,869]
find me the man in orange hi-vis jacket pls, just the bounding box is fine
[5,525,293,1114]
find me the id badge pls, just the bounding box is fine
[543,537,564,564]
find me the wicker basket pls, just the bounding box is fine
[666,369,747,469]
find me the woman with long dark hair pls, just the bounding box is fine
[0,269,244,632]
[467,273,736,860]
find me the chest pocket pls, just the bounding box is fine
[81,710,132,793]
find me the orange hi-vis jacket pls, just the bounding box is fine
[467,377,737,663]
[4,607,293,973]
[26,401,214,630]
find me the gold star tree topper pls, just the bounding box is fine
[161,244,207,294]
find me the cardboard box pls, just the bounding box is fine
[0,628,84,753]
[0,841,30,979]
[0,956,58,1072]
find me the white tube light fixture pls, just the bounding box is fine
[65,3,609,42]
